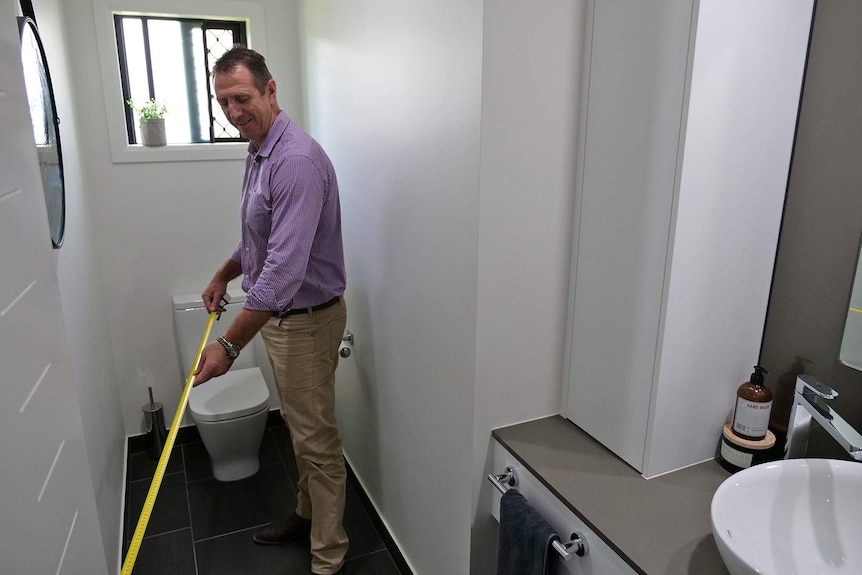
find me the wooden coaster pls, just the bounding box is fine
[722,424,775,451]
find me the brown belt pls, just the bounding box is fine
[279,296,340,317]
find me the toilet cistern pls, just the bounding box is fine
[173,289,271,481]
[784,374,862,461]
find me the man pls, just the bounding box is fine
[194,46,348,575]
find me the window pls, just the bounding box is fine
[114,15,247,145]
[93,0,265,162]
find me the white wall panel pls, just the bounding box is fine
[473,2,586,574]
[34,0,127,565]
[303,2,483,573]
[0,0,108,572]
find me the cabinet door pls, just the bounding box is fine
[564,0,695,471]
[564,0,814,477]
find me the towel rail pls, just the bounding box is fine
[488,469,589,561]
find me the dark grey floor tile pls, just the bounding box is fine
[175,424,201,445]
[188,463,296,540]
[183,432,284,483]
[128,448,184,482]
[258,428,285,466]
[124,433,410,575]
[269,426,299,484]
[128,528,197,575]
[195,526,312,575]
[181,441,213,483]
[344,487,385,559]
[344,549,402,575]
[127,472,190,541]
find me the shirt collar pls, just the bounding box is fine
[247,110,290,159]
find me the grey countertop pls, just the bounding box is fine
[493,415,732,575]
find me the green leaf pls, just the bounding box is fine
[126,98,167,120]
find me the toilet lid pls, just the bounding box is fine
[189,367,270,422]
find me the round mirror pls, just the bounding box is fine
[18,16,65,248]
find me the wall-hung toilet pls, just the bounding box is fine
[173,289,271,481]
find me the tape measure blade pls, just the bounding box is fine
[121,311,217,575]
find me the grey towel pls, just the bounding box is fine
[496,488,560,575]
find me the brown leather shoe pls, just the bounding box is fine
[252,513,312,545]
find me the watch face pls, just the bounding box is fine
[219,337,239,359]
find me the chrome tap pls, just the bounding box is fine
[784,375,862,461]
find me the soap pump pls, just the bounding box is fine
[731,365,772,441]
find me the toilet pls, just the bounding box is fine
[173,289,271,481]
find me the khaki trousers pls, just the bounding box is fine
[260,297,348,575]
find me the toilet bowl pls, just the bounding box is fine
[188,367,270,481]
[173,290,272,481]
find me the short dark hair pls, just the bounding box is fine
[212,46,272,94]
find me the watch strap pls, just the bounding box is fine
[216,336,240,360]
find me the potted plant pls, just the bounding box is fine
[127,98,168,147]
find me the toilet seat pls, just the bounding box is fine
[189,367,269,422]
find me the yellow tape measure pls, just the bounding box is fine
[121,311,218,575]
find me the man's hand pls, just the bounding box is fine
[193,341,233,386]
[203,259,243,312]
[202,280,228,314]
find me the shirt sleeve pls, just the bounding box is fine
[243,155,325,313]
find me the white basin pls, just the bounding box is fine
[711,458,862,575]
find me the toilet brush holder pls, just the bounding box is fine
[143,402,168,461]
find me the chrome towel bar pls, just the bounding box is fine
[488,468,589,561]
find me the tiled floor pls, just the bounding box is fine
[123,414,409,575]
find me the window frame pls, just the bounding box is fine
[92,0,267,164]
[114,14,247,145]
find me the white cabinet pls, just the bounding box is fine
[563,0,814,477]
[491,442,636,575]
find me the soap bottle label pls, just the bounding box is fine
[732,398,772,439]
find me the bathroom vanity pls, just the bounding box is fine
[492,416,731,575]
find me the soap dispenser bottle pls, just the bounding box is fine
[731,366,772,441]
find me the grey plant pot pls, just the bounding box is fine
[140,118,166,147]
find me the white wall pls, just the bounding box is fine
[472,2,585,574]
[302,1,586,573]
[2,0,307,569]
[302,2,484,573]
[60,0,306,436]
[0,0,108,571]
[32,0,126,567]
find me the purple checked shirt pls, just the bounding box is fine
[231,111,346,315]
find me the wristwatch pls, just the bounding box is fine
[216,336,240,361]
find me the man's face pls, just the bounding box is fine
[214,65,277,148]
